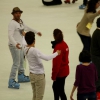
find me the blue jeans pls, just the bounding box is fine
[9,45,24,80]
[77,92,96,100]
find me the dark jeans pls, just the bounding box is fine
[77,92,96,100]
[91,55,100,92]
[83,0,88,6]
[78,32,91,52]
[52,77,67,100]
[42,0,62,6]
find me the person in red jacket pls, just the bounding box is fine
[51,29,69,100]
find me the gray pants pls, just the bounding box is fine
[29,73,45,100]
[9,45,24,80]
[91,55,100,92]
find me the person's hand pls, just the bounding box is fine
[37,32,42,36]
[16,43,22,49]
[56,50,61,55]
[70,93,74,100]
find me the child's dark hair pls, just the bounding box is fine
[86,0,100,13]
[79,50,91,63]
[53,29,63,43]
[25,31,35,45]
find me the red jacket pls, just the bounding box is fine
[52,41,69,80]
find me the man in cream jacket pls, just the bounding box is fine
[8,7,41,89]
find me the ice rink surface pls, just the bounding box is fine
[0,0,100,100]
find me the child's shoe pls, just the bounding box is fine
[8,79,20,89]
[18,73,30,83]
[72,0,76,3]
[64,0,70,4]
[97,92,100,100]
[79,4,86,9]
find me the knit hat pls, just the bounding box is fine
[11,7,23,14]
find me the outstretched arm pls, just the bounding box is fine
[35,49,60,61]
[23,23,42,36]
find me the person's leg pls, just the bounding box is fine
[35,74,45,100]
[77,33,91,52]
[82,36,91,52]
[87,36,91,52]
[8,45,20,89]
[88,92,96,100]
[64,0,70,4]
[18,47,30,82]
[57,77,67,100]
[91,56,100,92]
[79,0,87,9]
[52,81,59,100]
[29,73,36,100]
[83,0,88,6]
[9,45,20,79]
[31,83,36,100]
[64,0,77,3]
[77,33,86,51]
[72,0,77,3]
[42,0,62,6]
[18,48,24,73]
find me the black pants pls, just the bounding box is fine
[91,55,100,92]
[52,77,67,100]
[42,0,62,6]
[78,32,91,52]
[83,0,88,6]
[77,92,96,100]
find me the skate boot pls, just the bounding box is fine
[8,79,20,89]
[64,0,70,4]
[18,73,30,83]
[72,0,77,3]
[79,4,86,9]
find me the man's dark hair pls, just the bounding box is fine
[25,31,35,45]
